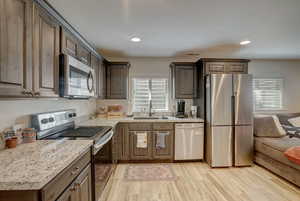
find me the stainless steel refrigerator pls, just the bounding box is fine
[206,74,253,167]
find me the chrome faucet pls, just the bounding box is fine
[149,99,153,117]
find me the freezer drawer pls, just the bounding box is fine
[175,124,204,160]
[210,126,233,167]
[234,125,253,166]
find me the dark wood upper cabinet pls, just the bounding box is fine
[61,29,91,66]
[106,62,130,99]
[171,62,198,99]
[0,0,33,98]
[77,45,91,66]
[33,4,60,97]
[61,29,78,58]
[201,59,249,74]
[97,59,106,99]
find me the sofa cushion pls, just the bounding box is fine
[255,136,300,171]
[284,147,300,165]
[254,115,286,137]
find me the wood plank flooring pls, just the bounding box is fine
[100,163,300,201]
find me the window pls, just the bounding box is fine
[253,78,283,111]
[133,78,169,112]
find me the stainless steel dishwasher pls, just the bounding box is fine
[175,123,204,160]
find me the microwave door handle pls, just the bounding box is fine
[87,72,94,92]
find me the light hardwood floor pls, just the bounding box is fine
[100,163,300,201]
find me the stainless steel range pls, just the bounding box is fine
[31,109,115,201]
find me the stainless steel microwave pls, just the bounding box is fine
[59,54,95,98]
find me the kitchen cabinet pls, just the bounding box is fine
[170,62,198,99]
[78,45,91,66]
[152,123,174,159]
[106,62,130,99]
[0,0,33,98]
[152,130,174,159]
[202,59,249,74]
[61,29,91,66]
[61,29,78,58]
[56,165,92,201]
[115,123,130,160]
[0,150,92,201]
[115,123,174,161]
[96,58,106,99]
[129,131,153,160]
[32,3,60,97]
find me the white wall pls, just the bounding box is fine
[0,99,96,131]
[249,60,300,113]
[98,58,300,115]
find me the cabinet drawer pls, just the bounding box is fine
[128,123,152,131]
[153,123,173,130]
[225,63,248,73]
[206,63,226,73]
[42,150,91,201]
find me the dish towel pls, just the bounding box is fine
[156,132,169,149]
[136,132,147,148]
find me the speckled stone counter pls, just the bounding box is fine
[0,140,92,191]
[79,117,204,128]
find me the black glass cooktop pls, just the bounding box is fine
[61,126,111,137]
[43,126,112,140]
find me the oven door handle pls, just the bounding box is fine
[94,130,114,150]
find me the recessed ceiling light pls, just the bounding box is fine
[240,40,251,45]
[131,37,141,42]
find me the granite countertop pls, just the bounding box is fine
[79,117,204,128]
[0,140,93,191]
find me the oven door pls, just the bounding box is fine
[92,130,116,201]
[61,54,95,98]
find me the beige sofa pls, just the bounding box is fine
[254,113,300,187]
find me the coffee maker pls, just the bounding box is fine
[176,100,185,118]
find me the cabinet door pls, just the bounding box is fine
[74,165,92,201]
[106,63,129,99]
[205,62,226,74]
[174,66,197,99]
[116,124,129,160]
[78,45,91,66]
[91,54,98,97]
[225,63,248,74]
[97,59,106,99]
[152,130,174,160]
[61,29,78,58]
[33,4,59,97]
[129,131,152,160]
[0,0,33,97]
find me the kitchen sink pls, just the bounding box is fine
[133,116,169,120]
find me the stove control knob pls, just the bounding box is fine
[68,113,73,118]
[49,117,55,122]
[72,113,77,117]
[41,119,49,124]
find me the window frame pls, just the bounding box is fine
[253,77,284,112]
[132,78,169,112]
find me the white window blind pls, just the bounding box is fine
[253,78,283,111]
[133,78,168,112]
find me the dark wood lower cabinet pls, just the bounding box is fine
[152,130,174,159]
[0,150,92,201]
[115,123,174,161]
[129,131,153,160]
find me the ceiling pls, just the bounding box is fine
[48,0,300,59]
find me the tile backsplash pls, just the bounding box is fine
[0,99,96,131]
[96,99,194,116]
